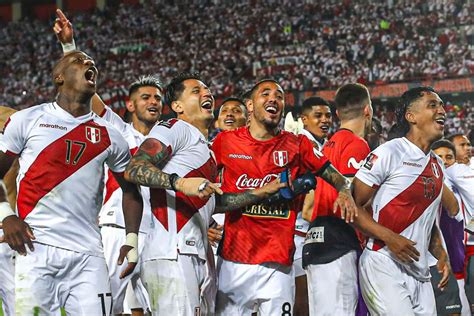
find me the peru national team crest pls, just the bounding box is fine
[86,126,101,144]
[431,162,440,178]
[273,150,289,167]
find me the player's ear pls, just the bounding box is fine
[247,100,254,113]
[171,100,183,114]
[405,110,416,124]
[126,100,135,113]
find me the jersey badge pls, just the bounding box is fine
[431,162,440,178]
[86,126,101,144]
[363,153,378,170]
[273,150,289,167]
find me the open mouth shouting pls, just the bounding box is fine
[201,100,213,112]
[434,116,446,129]
[265,103,279,116]
[224,116,236,125]
[84,67,98,87]
[147,106,160,116]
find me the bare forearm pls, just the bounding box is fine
[122,190,143,234]
[352,206,394,242]
[442,184,459,217]
[125,159,172,189]
[320,164,351,192]
[429,224,447,260]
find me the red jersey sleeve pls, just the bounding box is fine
[338,138,371,176]
[210,132,224,169]
[299,134,329,175]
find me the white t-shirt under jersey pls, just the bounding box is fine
[0,102,130,257]
[355,137,444,281]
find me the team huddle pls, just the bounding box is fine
[0,9,473,316]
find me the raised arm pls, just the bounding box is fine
[53,9,106,115]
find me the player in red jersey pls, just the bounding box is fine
[352,87,456,314]
[0,51,144,315]
[302,83,373,315]
[211,79,357,315]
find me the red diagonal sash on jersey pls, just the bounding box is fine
[150,156,217,232]
[372,156,443,250]
[17,121,111,219]
[103,147,138,205]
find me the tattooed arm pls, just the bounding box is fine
[429,223,450,289]
[215,179,286,213]
[319,164,357,222]
[125,138,222,198]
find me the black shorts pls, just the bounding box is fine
[430,265,462,315]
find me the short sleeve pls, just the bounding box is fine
[338,138,371,176]
[299,134,329,174]
[100,106,128,134]
[210,132,224,168]
[106,129,132,173]
[355,145,391,188]
[0,111,28,155]
[146,119,184,155]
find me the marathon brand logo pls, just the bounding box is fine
[305,226,324,244]
[273,150,288,167]
[228,153,253,160]
[243,203,290,219]
[86,126,101,144]
[363,153,378,170]
[235,173,278,190]
[186,240,196,246]
[39,123,68,131]
[403,161,422,168]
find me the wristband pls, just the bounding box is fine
[61,39,77,54]
[124,232,138,263]
[0,202,15,222]
[169,173,180,191]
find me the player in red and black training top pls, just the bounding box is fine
[212,79,357,315]
[303,83,373,315]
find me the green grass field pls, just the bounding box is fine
[0,300,67,316]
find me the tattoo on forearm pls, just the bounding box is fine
[320,165,351,192]
[125,139,172,189]
[215,191,262,212]
[429,224,446,260]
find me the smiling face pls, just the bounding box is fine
[301,105,332,139]
[127,86,163,126]
[405,91,446,143]
[248,81,285,130]
[54,51,98,96]
[172,79,215,127]
[216,100,247,131]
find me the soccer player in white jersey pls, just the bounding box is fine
[293,96,332,316]
[53,11,156,314]
[0,51,145,315]
[124,73,284,315]
[352,86,456,315]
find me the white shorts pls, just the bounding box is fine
[15,242,111,316]
[101,226,149,314]
[293,234,306,278]
[359,250,436,316]
[141,254,210,315]
[0,243,14,316]
[216,258,295,316]
[305,250,358,316]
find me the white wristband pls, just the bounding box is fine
[125,232,138,263]
[0,202,15,222]
[61,39,77,54]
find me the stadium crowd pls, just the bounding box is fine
[0,0,473,110]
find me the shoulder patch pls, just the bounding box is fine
[363,153,378,170]
[158,118,179,129]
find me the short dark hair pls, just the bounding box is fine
[371,117,382,134]
[447,133,466,143]
[301,97,331,115]
[395,86,436,136]
[219,97,247,116]
[249,78,281,99]
[240,90,253,103]
[164,72,204,107]
[128,75,163,97]
[431,139,456,156]
[334,83,370,120]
